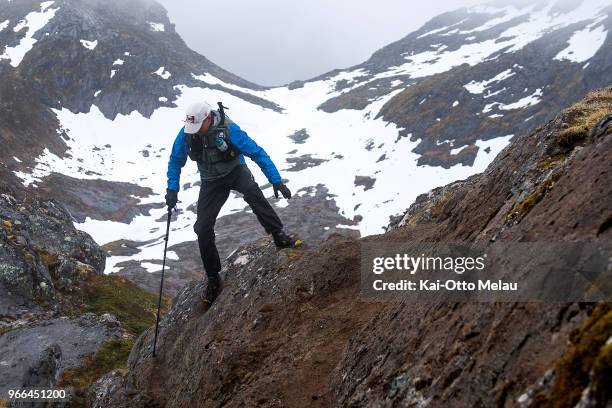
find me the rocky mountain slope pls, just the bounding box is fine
[317,0,612,167]
[2,0,609,290]
[0,169,169,406]
[90,89,611,407]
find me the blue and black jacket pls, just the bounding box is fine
[166,121,281,191]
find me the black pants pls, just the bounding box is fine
[193,164,283,277]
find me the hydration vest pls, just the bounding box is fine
[186,102,241,181]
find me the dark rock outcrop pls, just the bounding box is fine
[0,314,121,395]
[0,165,168,403]
[0,190,106,321]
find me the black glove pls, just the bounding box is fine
[273,183,291,199]
[165,189,178,209]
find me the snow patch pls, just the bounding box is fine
[154,66,171,79]
[417,18,468,39]
[464,69,515,94]
[554,23,607,63]
[147,22,165,32]
[80,39,97,50]
[140,262,166,273]
[500,88,542,110]
[483,89,542,113]
[0,20,10,32]
[112,59,124,65]
[373,0,610,86]
[158,96,168,102]
[450,145,467,155]
[0,2,59,67]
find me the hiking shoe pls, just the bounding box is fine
[202,275,222,305]
[272,230,301,248]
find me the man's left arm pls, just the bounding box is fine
[228,123,282,185]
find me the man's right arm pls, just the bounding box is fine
[167,128,189,192]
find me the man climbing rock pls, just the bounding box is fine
[165,101,298,305]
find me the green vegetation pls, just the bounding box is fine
[0,327,13,336]
[58,274,170,406]
[536,154,566,171]
[62,274,170,336]
[82,275,169,335]
[532,304,612,407]
[60,338,132,407]
[508,171,563,218]
[557,88,612,148]
[1,219,15,241]
[428,193,452,220]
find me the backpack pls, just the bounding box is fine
[186,102,239,164]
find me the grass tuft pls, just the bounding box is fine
[557,88,612,149]
[57,274,170,406]
[60,338,133,407]
[532,304,612,407]
[508,172,563,218]
[62,274,170,336]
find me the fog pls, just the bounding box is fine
[158,0,487,86]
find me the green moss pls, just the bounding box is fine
[510,190,544,218]
[38,250,60,270]
[508,172,563,218]
[1,219,13,236]
[53,273,170,406]
[60,338,132,407]
[531,304,612,407]
[75,275,170,336]
[537,154,566,171]
[429,193,452,219]
[402,207,426,226]
[0,327,13,336]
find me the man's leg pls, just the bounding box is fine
[194,181,230,277]
[231,165,283,234]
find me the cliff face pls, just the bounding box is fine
[91,89,611,407]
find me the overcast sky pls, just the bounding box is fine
[158,0,485,87]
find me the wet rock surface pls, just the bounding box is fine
[35,173,161,224]
[93,89,611,407]
[0,313,121,395]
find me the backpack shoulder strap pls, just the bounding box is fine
[217,102,228,126]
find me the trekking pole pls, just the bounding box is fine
[153,206,173,357]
